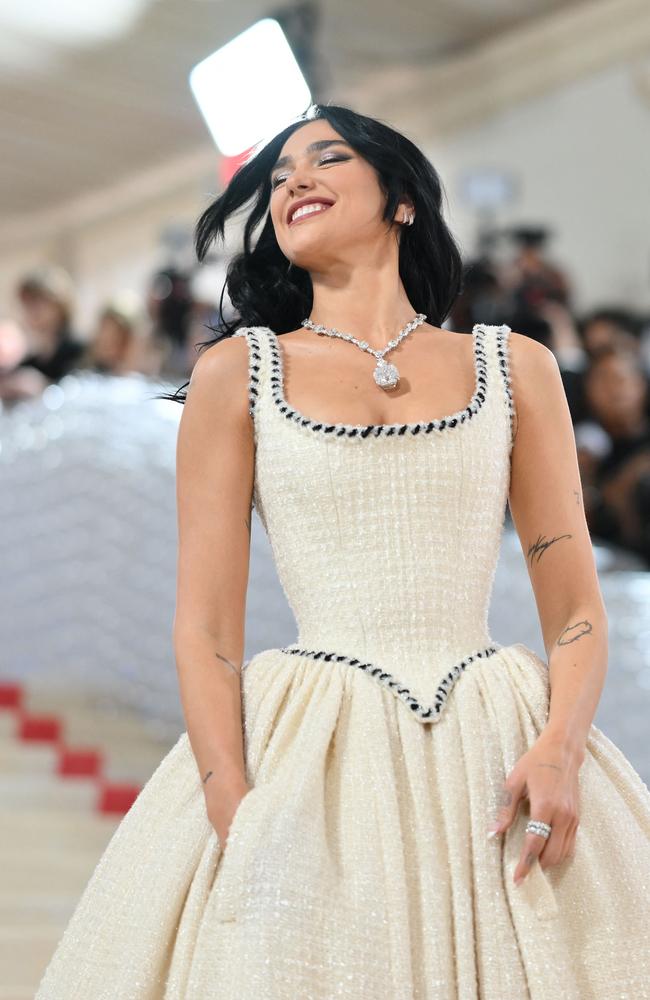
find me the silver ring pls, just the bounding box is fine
[526,819,552,840]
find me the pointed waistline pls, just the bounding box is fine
[277,641,502,725]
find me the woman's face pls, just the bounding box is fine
[268,119,402,271]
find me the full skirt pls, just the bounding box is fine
[35,643,650,999]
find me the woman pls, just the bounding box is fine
[36,104,650,999]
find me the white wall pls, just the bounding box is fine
[434,59,650,311]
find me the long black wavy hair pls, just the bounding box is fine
[160,103,463,404]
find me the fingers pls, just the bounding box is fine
[514,827,550,885]
[487,770,527,838]
[516,811,579,884]
[540,816,578,870]
[488,767,580,884]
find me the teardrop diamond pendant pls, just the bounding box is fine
[373,358,400,389]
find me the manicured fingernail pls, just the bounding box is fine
[487,823,501,839]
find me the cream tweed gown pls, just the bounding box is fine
[36,322,650,999]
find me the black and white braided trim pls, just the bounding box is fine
[279,643,501,723]
[232,327,262,418]
[495,325,515,448]
[263,323,490,438]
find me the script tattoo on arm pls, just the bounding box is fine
[215,650,242,675]
[557,620,593,646]
[527,532,573,566]
[202,770,214,785]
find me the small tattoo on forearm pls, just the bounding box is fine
[215,651,242,675]
[527,533,573,565]
[557,620,592,645]
[202,769,214,784]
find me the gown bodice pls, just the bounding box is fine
[233,321,515,708]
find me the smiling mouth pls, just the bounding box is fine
[288,204,334,227]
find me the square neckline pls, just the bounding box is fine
[259,323,491,439]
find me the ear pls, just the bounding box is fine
[394,198,415,224]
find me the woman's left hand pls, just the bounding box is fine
[488,731,583,885]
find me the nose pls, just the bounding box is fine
[285,163,315,196]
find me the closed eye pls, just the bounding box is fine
[271,154,350,190]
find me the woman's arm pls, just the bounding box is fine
[507,332,609,762]
[173,334,255,840]
[490,332,609,883]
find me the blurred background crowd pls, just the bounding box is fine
[2,222,649,565]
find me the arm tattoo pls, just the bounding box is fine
[215,650,242,675]
[557,620,593,645]
[527,532,572,565]
[202,769,214,784]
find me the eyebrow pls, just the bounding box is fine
[270,139,351,176]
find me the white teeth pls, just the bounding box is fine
[290,203,331,223]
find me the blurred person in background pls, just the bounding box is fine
[501,224,573,313]
[146,266,194,379]
[576,344,650,566]
[184,259,236,377]
[81,293,147,376]
[448,256,507,332]
[577,306,647,370]
[0,265,84,403]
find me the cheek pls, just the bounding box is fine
[269,201,289,247]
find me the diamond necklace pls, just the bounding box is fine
[300,313,427,390]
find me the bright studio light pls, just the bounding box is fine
[189,18,312,158]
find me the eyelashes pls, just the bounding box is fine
[270,155,350,190]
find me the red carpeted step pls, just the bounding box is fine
[18,714,63,743]
[0,681,24,708]
[57,747,104,778]
[97,781,141,815]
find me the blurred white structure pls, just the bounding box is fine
[189,18,312,157]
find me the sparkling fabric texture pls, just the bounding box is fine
[36,324,650,999]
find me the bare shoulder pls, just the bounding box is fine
[185,332,251,429]
[507,330,566,441]
[189,332,249,386]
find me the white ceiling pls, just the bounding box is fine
[0,0,576,219]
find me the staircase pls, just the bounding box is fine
[0,681,175,999]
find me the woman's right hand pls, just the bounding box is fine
[204,776,252,848]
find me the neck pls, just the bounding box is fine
[305,254,422,351]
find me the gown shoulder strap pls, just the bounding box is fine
[475,322,515,451]
[231,326,272,421]
[495,323,515,447]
